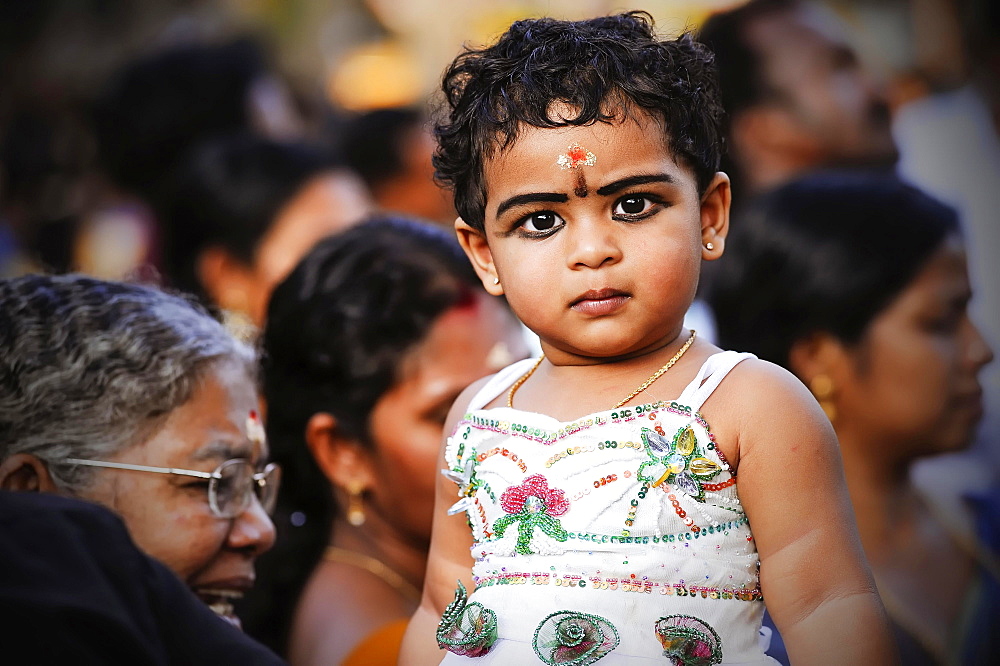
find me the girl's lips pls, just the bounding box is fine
[570,289,630,316]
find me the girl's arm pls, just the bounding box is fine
[398,382,482,666]
[715,360,897,665]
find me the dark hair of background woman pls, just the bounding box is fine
[163,132,338,300]
[708,172,960,368]
[236,215,480,654]
[91,39,270,208]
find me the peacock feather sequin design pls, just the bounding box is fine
[533,610,620,665]
[436,580,497,657]
[655,615,723,665]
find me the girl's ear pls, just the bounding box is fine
[700,172,731,261]
[0,453,61,492]
[304,412,375,495]
[455,217,504,296]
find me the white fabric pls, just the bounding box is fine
[440,352,776,664]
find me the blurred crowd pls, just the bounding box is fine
[1,0,999,664]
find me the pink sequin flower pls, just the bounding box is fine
[501,475,569,516]
[495,475,570,554]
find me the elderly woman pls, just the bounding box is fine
[0,274,279,628]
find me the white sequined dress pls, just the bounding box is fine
[437,351,778,665]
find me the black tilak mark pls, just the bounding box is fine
[574,171,589,198]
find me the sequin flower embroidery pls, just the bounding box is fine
[534,610,620,665]
[493,474,569,555]
[637,425,721,501]
[655,615,723,666]
[437,580,498,657]
[556,143,597,169]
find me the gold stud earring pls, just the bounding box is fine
[704,242,715,251]
[809,374,837,423]
[346,481,366,526]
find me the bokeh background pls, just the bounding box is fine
[0,0,985,277]
[1,0,995,452]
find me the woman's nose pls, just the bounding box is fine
[969,320,994,371]
[228,493,277,555]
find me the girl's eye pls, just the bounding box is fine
[521,212,565,233]
[614,195,655,216]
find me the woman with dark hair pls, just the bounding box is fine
[164,133,371,329]
[239,215,527,665]
[708,172,996,664]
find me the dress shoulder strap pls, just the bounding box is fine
[675,350,756,412]
[466,357,541,412]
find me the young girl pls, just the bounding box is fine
[399,12,896,665]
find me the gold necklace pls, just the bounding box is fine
[506,330,697,409]
[323,546,421,603]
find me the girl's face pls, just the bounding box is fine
[462,111,728,364]
[836,237,993,458]
[364,294,527,545]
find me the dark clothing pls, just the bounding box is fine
[763,483,1000,666]
[0,491,286,665]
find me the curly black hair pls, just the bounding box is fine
[434,11,725,231]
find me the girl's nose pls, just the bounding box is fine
[567,218,623,269]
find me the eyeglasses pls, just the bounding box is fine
[64,458,281,519]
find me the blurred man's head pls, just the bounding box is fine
[339,107,455,225]
[700,0,898,197]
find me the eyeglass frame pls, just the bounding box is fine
[63,457,280,519]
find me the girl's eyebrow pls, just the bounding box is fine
[495,192,569,217]
[596,173,675,196]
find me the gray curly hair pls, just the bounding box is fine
[0,274,256,492]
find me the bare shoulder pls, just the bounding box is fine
[702,356,832,467]
[290,562,413,665]
[443,358,532,433]
[443,373,495,434]
[720,356,815,409]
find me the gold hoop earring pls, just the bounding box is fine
[346,481,366,526]
[809,374,837,423]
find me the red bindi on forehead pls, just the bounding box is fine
[556,143,596,198]
[557,143,597,170]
